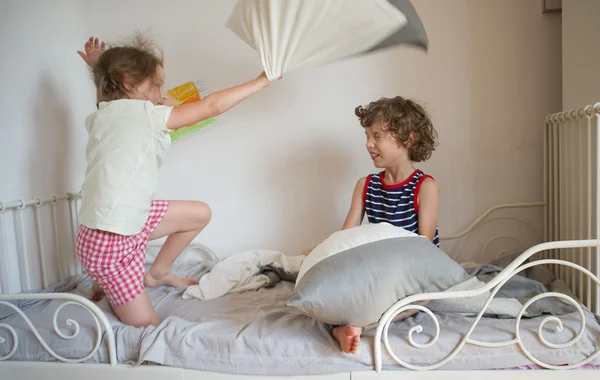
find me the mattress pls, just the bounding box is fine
[1,259,600,375]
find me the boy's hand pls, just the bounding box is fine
[301,245,317,256]
[77,36,106,68]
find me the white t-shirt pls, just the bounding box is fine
[79,99,173,236]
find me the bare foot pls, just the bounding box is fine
[144,271,196,288]
[91,282,105,302]
[332,325,362,354]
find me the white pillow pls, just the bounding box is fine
[225,0,407,80]
[296,222,417,285]
[289,225,469,326]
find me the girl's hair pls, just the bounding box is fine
[355,96,438,162]
[93,34,164,101]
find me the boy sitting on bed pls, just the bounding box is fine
[304,96,440,354]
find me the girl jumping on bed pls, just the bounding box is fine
[307,96,440,354]
[76,35,277,328]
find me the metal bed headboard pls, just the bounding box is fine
[0,192,82,294]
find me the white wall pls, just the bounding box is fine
[0,0,94,201]
[562,0,600,110]
[1,0,561,263]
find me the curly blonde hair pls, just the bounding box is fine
[93,33,164,101]
[355,96,438,162]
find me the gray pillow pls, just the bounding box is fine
[368,0,429,53]
[288,236,469,327]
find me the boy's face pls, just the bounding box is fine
[364,120,408,168]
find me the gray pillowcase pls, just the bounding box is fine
[288,236,469,327]
[368,0,429,52]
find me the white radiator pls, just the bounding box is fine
[544,102,600,314]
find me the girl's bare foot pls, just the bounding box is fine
[91,281,105,302]
[332,325,362,354]
[77,36,106,68]
[144,271,196,288]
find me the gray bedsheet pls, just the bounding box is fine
[1,257,600,375]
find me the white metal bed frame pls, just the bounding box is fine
[2,105,600,379]
[1,195,598,379]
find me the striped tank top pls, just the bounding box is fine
[363,169,440,247]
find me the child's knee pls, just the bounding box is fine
[192,201,211,228]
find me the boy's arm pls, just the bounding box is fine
[341,177,367,230]
[167,73,272,131]
[416,178,440,242]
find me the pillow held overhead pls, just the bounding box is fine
[367,0,429,53]
[225,0,409,80]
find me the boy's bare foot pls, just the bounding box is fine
[332,325,362,354]
[91,282,105,302]
[77,36,106,68]
[144,271,196,288]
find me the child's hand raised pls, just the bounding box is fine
[257,71,282,86]
[77,36,106,68]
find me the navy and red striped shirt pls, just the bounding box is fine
[363,169,440,247]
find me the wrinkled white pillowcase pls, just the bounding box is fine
[225,0,408,80]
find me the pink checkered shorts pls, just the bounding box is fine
[75,200,169,307]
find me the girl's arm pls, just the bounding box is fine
[416,178,440,242]
[341,177,367,230]
[167,73,272,131]
[77,36,105,104]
